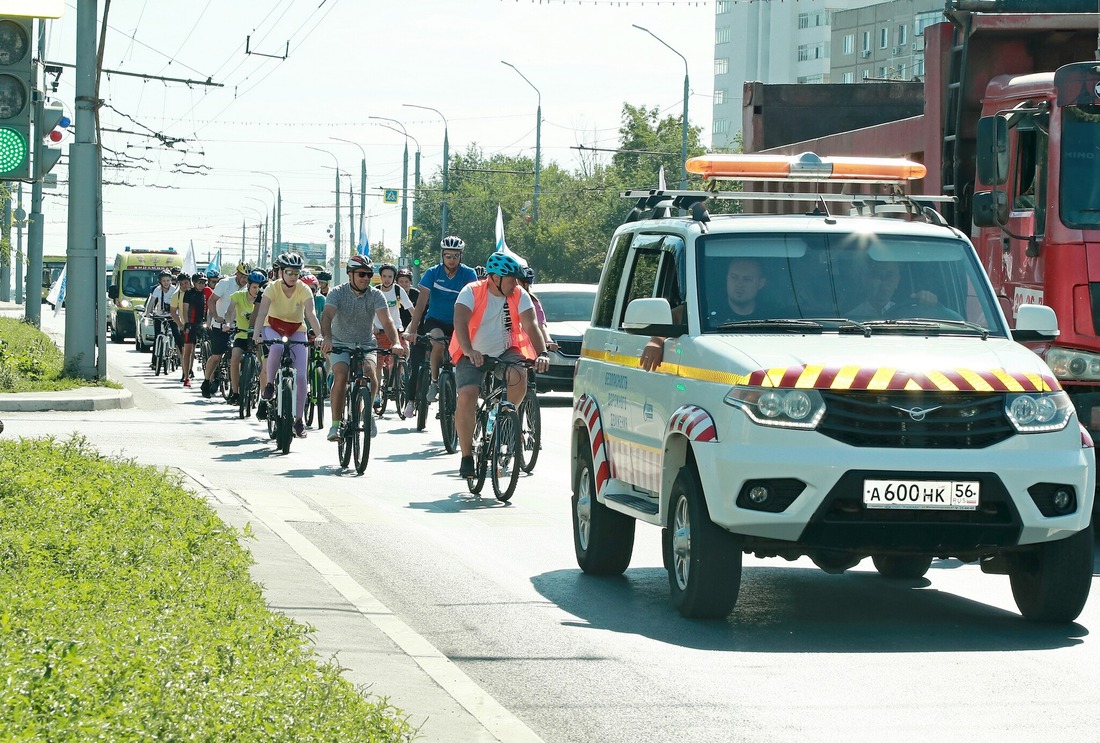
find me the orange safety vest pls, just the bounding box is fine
[450,279,537,364]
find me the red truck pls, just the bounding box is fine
[743,0,1100,444]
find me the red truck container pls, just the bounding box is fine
[743,0,1100,443]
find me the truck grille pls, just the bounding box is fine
[818,391,1014,448]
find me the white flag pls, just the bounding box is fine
[658,165,667,191]
[495,205,507,253]
[183,241,197,275]
[46,264,67,316]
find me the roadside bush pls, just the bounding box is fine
[0,318,119,392]
[0,436,415,741]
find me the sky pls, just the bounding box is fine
[37,0,717,267]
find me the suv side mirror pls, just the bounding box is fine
[972,190,1008,228]
[976,115,1008,186]
[107,284,119,299]
[622,297,687,337]
[1013,303,1059,341]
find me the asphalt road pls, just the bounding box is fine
[5,309,1100,742]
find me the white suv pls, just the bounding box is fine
[570,154,1095,623]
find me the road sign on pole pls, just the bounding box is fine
[383,188,398,204]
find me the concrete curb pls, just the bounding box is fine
[0,386,134,412]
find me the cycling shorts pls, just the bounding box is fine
[208,327,231,356]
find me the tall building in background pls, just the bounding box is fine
[712,0,943,151]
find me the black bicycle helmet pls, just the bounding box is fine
[280,252,304,270]
[521,266,536,284]
[316,270,332,282]
[378,263,398,277]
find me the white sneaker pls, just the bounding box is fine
[326,424,342,442]
[370,414,377,438]
[403,401,416,418]
[426,380,438,402]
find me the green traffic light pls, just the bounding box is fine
[412,258,421,266]
[0,127,28,174]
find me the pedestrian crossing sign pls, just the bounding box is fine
[384,189,399,204]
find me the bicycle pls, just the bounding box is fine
[150,318,178,377]
[236,338,260,420]
[198,322,212,372]
[332,345,391,474]
[304,345,329,430]
[376,342,408,419]
[413,334,458,452]
[467,356,534,502]
[517,370,542,473]
[262,336,313,455]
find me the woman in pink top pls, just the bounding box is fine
[251,253,322,438]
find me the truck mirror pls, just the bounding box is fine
[107,284,119,299]
[976,116,1009,186]
[971,190,1008,228]
[1013,303,1059,342]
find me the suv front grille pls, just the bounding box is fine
[819,391,1014,448]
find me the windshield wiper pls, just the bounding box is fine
[715,318,824,332]
[861,318,990,339]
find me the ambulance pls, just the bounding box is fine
[571,153,1094,623]
[107,247,182,346]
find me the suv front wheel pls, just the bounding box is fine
[572,436,635,575]
[666,466,743,619]
[1008,525,1093,623]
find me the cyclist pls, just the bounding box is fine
[319,254,406,443]
[404,236,478,405]
[180,272,208,388]
[451,250,549,479]
[143,269,176,370]
[396,268,421,418]
[251,252,323,438]
[373,263,412,410]
[301,272,326,321]
[201,261,250,399]
[225,269,266,404]
[316,270,332,297]
[518,266,558,354]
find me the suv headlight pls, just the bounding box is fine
[724,386,826,430]
[1045,347,1100,381]
[1005,391,1074,433]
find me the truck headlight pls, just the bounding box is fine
[1005,391,1073,433]
[725,386,825,430]
[1045,347,1100,381]
[118,299,132,309]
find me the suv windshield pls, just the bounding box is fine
[696,231,1005,335]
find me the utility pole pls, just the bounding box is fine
[64,0,99,378]
[15,182,23,303]
[25,18,46,326]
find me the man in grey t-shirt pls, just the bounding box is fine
[319,256,406,442]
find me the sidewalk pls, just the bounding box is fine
[0,299,133,412]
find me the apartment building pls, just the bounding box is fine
[712,0,944,151]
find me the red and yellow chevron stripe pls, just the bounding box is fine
[740,364,1059,393]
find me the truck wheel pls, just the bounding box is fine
[572,438,635,575]
[665,466,742,619]
[872,554,933,579]
[1008,525,1093,623]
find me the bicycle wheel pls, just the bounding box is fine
[238,356,253,419]
[352,386,372,474]
[218,357,232,401]
[518,387,542,474]
[337,383,354,468]
[314,361,326,429]
[276,376,294,454]
[490,407,521,501]
[377,362,390,416]
[304,365,318,427]
[393,360,407,419]
[439,371,458,454]
[468,408,489,495]
[153,341,164,376]
[415,366,430,431]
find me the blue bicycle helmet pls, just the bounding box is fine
[485,251,526,279]
[247,269,267,286]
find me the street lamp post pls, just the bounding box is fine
[501,61,542,222]
[633,24,689,189]
[307,146,343,284]
[369,116,410,262]
[331,137,367,244]
[404,103,449,237]
[244,198,269,262]
[251,171,283,255]
[252,184,277,265]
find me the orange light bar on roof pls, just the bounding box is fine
[686,152,927,182]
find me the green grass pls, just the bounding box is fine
[0,318,121,392]
[0,436,416,741]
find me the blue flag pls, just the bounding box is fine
[357,214,370,256]
[207,249,222,275]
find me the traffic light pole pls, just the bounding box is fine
[15,182,23,303]
[64,0,99,378]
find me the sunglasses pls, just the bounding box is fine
[282,270,300,276]
[350,270,372,278]
[442,253,461,260]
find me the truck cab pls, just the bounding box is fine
[107,247,182,346]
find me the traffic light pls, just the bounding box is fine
[0,17,34,179]
[412,257,421,267]
[34,100,65,178]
